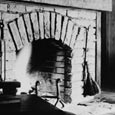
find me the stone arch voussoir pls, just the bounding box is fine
[7,10,81,51]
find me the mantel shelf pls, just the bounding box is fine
[0,0,112,12]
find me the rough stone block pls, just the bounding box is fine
[55,67,64,74]
[72,49,83,58]
[9,21,23,50]
[88,34,96,42]
[43,6,54,12]
[5,70,16,81]
[87,49,95,57]
[88,27,96,35]
[61,16,68,42]
[56,55,64,61]
[72,18,96,28]
[65,74,72,81]
[2,13,19,22]
[5,52,16,61]
[72,72,83,81]
[51,73,64,79]
[74,41,85,49]
[55,14,62,40]
[72,57,83,64]
[65,88,72,95]
[51,12,55,38]
[71,64,83,73]
[87,41,95,49]
[39,12,44,39]
[0,4,7,12]
[26,5,41,12]
[55,61,64,68]
[6,60,15,70]
[55,8,66,16]
[64,95,72,103]
[17,16,29,45]
[68,9,96,20]
[87,57,95,64]
[23,13,33,42]
[30,11,40,40]
[44,11,50,39]
[64,20,74,46]
[64,81,72,88]
[70,25,79,49]
[4,28,16,51]
[8,3,26,13]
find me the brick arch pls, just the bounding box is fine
[7,10,80,51]
[7,10,90,103]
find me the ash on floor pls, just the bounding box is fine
[60,91,115,115]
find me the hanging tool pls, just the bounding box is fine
[82,26,100,97]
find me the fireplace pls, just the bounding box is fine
[0,0,112,105]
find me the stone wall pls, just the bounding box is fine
[0,2,97,103]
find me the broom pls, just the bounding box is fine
[82,27,100,97]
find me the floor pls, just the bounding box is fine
[47,90,115,115]
[0,94,74,114]
[0,90,115,115]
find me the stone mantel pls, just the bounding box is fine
[0,0,112,12]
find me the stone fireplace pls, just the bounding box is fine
[0,0,112,105]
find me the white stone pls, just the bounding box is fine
[6,60,15,70]
[5,70,16,81]
[17,16,29,45]
[0,4,7,12]
[68,9,96,20]
[55,14,62,40]
[74,41,85,49]
[43,6,54,12]
[71,64,83,73]
[72,19,96,28]
[2,13,19,22]
[55,8,66,16]
[8,3,26,13]
[26,5,41,12]
[87,49,95,57]
[44,11,50,38]
[72,49,83,58]
[4,28,16,51]
[5,52,16,61]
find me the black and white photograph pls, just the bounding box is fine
[0,0,115,115]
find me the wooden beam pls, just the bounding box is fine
[4,27,16,51]
[15,0,112,12]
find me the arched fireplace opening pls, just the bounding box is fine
[27,39,70,74]
[14,38,72,103]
